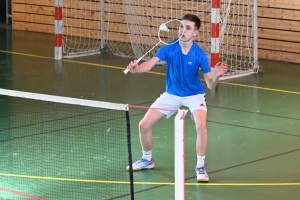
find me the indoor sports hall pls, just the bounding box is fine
[0,0,299,200]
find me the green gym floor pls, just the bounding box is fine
[0,26,300,200]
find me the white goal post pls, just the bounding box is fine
[55,0,259,80]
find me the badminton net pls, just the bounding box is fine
[0,89,134,200]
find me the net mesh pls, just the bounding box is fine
[61,0,258,78]
[0,90,133,200]
[118,0,258,79]
[62,0,104,57]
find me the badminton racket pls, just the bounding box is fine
[123,19,185,74]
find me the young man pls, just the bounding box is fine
[125,14,227,182]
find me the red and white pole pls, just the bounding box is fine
[211,0,220,73]
[54,0,63,60]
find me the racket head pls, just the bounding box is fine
[158,19,185,45]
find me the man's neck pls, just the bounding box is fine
[180,40,193,54]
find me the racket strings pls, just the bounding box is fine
[159,20,184,45]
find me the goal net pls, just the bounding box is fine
[59,0,259,79]
[59,0,135,59]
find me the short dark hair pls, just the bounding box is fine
[181,14,201,30]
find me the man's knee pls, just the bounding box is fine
[196,122,207,133]
[139,120,152,133]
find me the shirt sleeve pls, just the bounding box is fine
[154,45,168,61]
[199,50,211,74]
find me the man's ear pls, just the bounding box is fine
[193,30,199,37]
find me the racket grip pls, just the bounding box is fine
[123,68,130,74]
[124,59,140,74]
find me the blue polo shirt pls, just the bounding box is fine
[154,41,210,96]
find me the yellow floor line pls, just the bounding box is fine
[0,50,299,95]
[0,50,53,59]
[0,50,123,70]
[1,173,299,186]
[220,82,300,95]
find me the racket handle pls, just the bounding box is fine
[123,59,141,74]
[123,68,130,74]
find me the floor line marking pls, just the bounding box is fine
[0,187,48,200]
[0,50,299,95]
[0,173,299,187]
[0,50,123,70]
[219,81,300,95]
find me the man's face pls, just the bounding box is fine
[179,20,199,42]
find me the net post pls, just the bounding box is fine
[54,0,63,60]
[125,110,135,200]
[100,0,105,50]
[253,0,259,69]
[6,0,12,24]
[211,0,220,74]
[174,109,188,200]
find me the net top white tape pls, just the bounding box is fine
[0,89,129,111]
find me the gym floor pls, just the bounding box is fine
[0,26,299,200]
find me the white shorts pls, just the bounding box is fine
[150,92,207,118]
